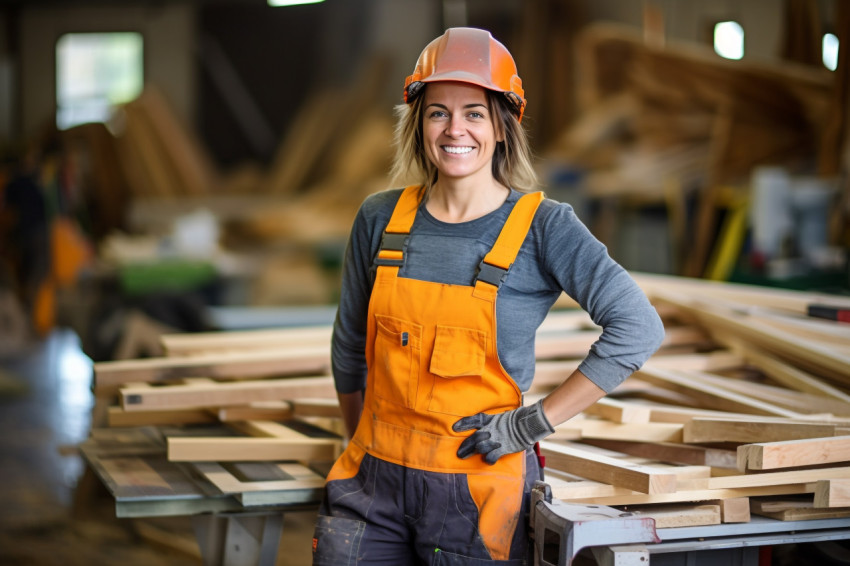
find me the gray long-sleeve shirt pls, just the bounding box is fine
[331,187,665,395]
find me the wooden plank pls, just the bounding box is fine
[120,376,336,412]
[554,418,684,443]
[560,483,813,506]
[737,436,850,471]
[192,461,325,506]
[581,438,737,469]
[679,466,850,491]
[637,366,802,417]
[751,497,850,520]
[643,350,745,372]
[291,399,343,419]
[108,406,216,427]
[653,291,850,385]
[683,417,840,443]
[814,478,850,508]
[94,345,331,393]
[216,402,293,422]
[742,347,850,404]
[689,371,850,416]
[167,436,339,462]
[161,326,332,356]
[629,504,721,528]
[583,398,652,423]
[634,271,850,316]
[715,497,751,523]
[539,441,678,494]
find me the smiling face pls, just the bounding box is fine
[421,81,504,188]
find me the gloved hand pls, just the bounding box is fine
[453,400,554,464]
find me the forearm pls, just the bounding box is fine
[337,390,365,439]
[540,369,606,427]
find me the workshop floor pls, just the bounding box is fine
[0,327,315,566]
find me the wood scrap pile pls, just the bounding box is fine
[109,58,395,247]
[547,22,835,197]
[90,274,850,527]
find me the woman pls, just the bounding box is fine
[312,27,665,565]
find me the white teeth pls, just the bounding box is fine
[443,146,473,154]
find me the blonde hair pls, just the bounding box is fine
[389,87,539,199]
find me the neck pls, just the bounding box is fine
[426,178,510,223]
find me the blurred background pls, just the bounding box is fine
[0,0,847,564]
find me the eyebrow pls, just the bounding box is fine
[425,102,488,111]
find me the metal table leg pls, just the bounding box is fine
[192,512,284,566]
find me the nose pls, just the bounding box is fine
[445,114,464,137]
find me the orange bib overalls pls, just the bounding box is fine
[313,186,544,565]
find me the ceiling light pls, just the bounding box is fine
[268,0,325,6]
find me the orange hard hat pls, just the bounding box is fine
[404,27,526,121]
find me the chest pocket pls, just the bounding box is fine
[373,314,422,409]
[428,325,494,416]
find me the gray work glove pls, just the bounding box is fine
[453,400,554,464]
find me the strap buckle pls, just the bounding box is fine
[475,260,509,288]
[375,232,408,267]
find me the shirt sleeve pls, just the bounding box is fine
[538,201,665,392]
[330,190,400,394]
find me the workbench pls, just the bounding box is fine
[80,426,328,566]
[530,481,850,566]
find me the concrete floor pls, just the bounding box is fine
[0,327,315,566]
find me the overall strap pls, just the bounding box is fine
[474,191,544,295]
[374,186,422,269]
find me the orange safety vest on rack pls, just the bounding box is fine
[326,185,544,560]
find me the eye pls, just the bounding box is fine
[428,110,448,119]
[468,111,485,119]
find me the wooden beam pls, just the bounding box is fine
[637,366,802,417]
[560,483,813,506]
[94,345,331,393]
[689,371,850,416]
[714,497,751,523]
[751,497,850,520]
[583,398,652,423]
[216,402,293,422]
[683,417,842,443]
[539,441,678,494]
[581,438,737,468]
[630,504,721,528]
[814,478,850,508]
[167,436,339,462]
[737,436,850,471]
[554,418,683,443]
[120,376,336,412]
[107,406,217,427]
[161,326,332,356]
[653,291,850,385]
[742,346,850,404]
[679,466,850,491]
[633,272,850,316]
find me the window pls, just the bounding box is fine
[713,21,745,60]
[56,32,144,130]
[823,33,839,71]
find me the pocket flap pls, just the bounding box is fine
[429,325,487,378]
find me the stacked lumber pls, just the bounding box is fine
[534,273,850,527]
[111,58,394,247]
[91,273,850,523]
[550,22,835,195]
[545,22,840,277]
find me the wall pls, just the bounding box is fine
[17,2,195,144]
